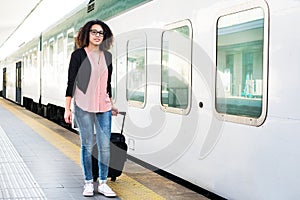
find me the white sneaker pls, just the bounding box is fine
[83,183,94,197]
[98,183,116,197]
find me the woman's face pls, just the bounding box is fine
[89,24,104,47]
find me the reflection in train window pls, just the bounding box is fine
[216,7,266,121]
[126,35,146,107]
[161,21,192,114]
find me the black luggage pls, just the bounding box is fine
[92,112,127,181]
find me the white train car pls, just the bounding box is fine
[110,1,300,199]
[1,0,300,199]
[21,37,41,108]
[1,36,42,110]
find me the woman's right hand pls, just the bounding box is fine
[64,109,72,124]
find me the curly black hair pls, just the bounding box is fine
[75,19,113,50]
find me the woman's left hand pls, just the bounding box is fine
[112,105,119,116]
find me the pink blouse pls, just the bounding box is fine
[74,48,112,113]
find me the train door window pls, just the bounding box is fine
[57,34,64,71]
[49,39,54,67]
[67,30,75,61]
[126,34,147,107]
[161,20,192,115]
[216,5,269,126]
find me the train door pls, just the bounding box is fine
[16,62,22,104]
[2,68,6,98]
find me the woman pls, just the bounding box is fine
[64,19,118,197]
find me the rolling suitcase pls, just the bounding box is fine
[92,112,127,181]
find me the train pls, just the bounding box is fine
[1,0,300,199]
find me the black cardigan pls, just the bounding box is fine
[65,48,113,98]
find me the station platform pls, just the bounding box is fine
[0,97,209,200]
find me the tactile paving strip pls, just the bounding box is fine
[0,126,46,199]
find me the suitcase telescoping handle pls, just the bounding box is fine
[117,112,126,135]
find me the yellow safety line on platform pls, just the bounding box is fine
[0,99,165,200]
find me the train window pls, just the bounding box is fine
[42,42,48,66]
[67,30,75,61]
[32,49,38,69]
[25,53,30,70]
[161,20,192,115]
[57,35,64,70]
[49,39,54,67]
[126,34,147,107]
[23,53,28,69]
[216,6,269,126]
[28,51,32,68]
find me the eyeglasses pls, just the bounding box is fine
[90,29,105,36]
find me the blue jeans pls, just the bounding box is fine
[74,105,112,182]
